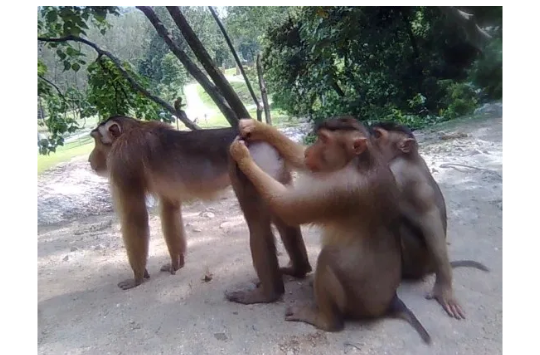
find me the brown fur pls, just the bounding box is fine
[88,115,311,292]
[371,122,489,320]
[232,117,431,344]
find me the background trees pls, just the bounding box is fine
[37,6,502,154]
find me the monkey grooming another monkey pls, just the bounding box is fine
[370,121,489,320]
[237,117,488,319]
[230,117,431,343]
[88,115,311,292]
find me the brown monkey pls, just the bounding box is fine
[370,121,489,319]
[88,115,311,291]
[238,118,488,318]
[230,117,431,343]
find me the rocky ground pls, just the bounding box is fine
[38,109,502,355]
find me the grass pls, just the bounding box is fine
[37,136,94,174]
[224,67,236,76]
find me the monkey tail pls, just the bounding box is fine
[388,295,432,344]
[450,260,490,272]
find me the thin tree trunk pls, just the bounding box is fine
[137,6,239,128]
[256,53,272,125]
[166,6,250,122]
[208,6,263,122]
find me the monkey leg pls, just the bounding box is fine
[285,251,345,331]
[227,166,284,304]
[115,188,150,290]
[159,198,186,274]
[272,216,312,278]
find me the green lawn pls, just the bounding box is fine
[37,136,94,174]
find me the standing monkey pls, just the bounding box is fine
[88,115,311,292]
[370,122,488,319]
[230,117,431,343]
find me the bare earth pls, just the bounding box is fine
[38,113,502,355]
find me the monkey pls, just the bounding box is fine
[229,117,431,344]
[369,121,489,320]
[237,117,488,319]
[88,115,311,292]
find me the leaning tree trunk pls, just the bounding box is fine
[137,6,239,127]
[208,6,263,122]
[166,6,251,121]
[256,54,272,125]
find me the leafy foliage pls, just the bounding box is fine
[86,57,164,120]
[262,6,501,127]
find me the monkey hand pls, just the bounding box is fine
[238,119,265,141]
[230,136,252,163]
[426,283,465,320]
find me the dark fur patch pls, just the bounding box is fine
[370,121,415,139]
[315,116,369,135]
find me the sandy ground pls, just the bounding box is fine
[38,112,502,355]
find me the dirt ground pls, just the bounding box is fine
[38,111,502,355]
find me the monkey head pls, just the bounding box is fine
[304,116,371,173]
[88,116,134,177]
[370,122,418,160]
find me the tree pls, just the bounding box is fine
[261,6,500,128]
[37,6,256,154]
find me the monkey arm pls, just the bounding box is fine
[237,158,353,226]
[403,205,453,287]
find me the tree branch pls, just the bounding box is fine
[38,35,200,130]
[38,75,65,100]
[208,6,263,122]
[256,53,272,125]
[137,6,239,128]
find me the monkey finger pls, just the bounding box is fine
[449,302,466,320]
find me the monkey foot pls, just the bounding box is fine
[117,269,150,290]
[426,284,465,320]
[117,278,143,290]
[280,265,312,279]
[160,256,185,274]
[285,305,341,331]
[160,263,183,275]
[225,288,281,305]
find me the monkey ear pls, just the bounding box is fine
[399,138,415,153]
[352,137,367,155]
[372,127,388,140]
[108,122,122,138]
[318,130,332,144]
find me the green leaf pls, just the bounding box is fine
[46,10,58,23]
[71,63,81,72]
[56,49,66,60]
[63,61,71,71]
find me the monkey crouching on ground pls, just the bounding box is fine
[88,115,311,292]
[230,117,431,344]
[370,121,489,320]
